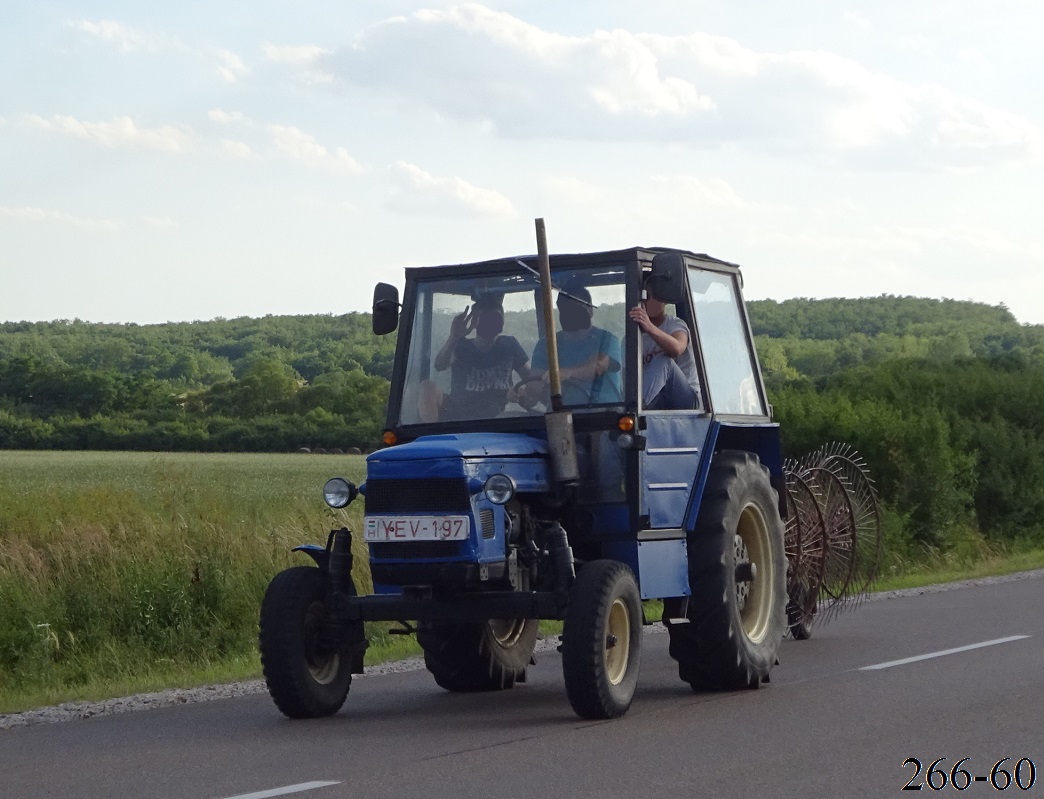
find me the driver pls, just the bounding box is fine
[418,295,533,422]
[519,285,622,407]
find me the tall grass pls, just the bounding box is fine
[0,451,372,712]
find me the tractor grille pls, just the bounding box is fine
[364,478,471,513]
[369,541,462,560]
[479,508,495,539]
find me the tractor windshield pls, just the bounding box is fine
[394,264,628,427]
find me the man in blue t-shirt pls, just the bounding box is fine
[522,286,622,407]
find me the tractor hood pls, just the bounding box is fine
[367,432,549,463]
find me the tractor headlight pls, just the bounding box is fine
[483,474,516,505]
[323,477,358,508]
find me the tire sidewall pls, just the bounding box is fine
[260,566,353,717]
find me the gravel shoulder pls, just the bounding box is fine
[3,568,1042,731]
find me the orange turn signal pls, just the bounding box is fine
[382,430,398,446]
[617,415,636,432]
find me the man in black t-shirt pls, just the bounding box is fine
[418,295,533,422]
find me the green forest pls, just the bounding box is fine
[1,295,1042,564]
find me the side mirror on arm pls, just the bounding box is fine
[648,252,688,304]
[372,282,400,335]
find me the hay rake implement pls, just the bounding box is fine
[782,444,882,637]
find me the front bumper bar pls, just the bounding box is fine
[345,589,568,622]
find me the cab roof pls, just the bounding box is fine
[403,246,740,280]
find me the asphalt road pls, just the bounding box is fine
[2,573,1042,799]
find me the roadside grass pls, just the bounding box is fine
[2,450,1042,716]
[872,545,1044,592]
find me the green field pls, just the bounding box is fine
[0,451,390,713]
[2,450,1042,715]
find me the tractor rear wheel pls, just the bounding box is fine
[665,450,787,691]
[417,617,538,691]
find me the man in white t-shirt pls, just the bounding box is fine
[628,276,701,410]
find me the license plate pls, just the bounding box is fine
[364,515,471,542]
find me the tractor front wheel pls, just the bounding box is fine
[259,566,355,718]
[561,559,643,719]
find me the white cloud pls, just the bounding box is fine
[269,125,362,173]
[329,4,715,139]
[23,114,192,153]
[264,43,331,65]
[0,206,119,232]
[323,4,1043,168]
[264,43,335,83]
[220,139,254,159]
[142,215,177,228]
[387,161,515,218]
[209,109,248,125]
[843,11,873,31]
[649,175,749,210]
[215,49,248,83]
[65,18,162,52]
[541,176,607,207]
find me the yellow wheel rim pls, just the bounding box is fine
[736,503,774,644]
[488,618,527,648]
[604,598,631,685]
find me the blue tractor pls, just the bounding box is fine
[259,230,788,720]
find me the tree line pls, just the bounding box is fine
[0,314,393,452]
[748,296,1044,555]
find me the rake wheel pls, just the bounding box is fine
[783,464,827,636]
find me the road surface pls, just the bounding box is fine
[1,572,1041,799]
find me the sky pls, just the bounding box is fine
[2,1,1043,326]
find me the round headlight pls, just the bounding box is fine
[323,477,358,508]
[483,474,516,505]
[616,433,634,449]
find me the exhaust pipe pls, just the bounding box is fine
[535,218,579,486]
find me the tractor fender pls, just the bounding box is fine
[292,544,329,571]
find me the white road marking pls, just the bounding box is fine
[218,781,340,799]
[860,635,1030,671]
